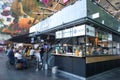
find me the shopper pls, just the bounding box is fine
[34,47,41,71]
[40,46,45,61]
[29,47,35,58]
[14,49,27,69]
[94,45,103,55]
[24,47,30,57]
[7,47,15,65]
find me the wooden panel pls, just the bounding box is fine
[86,56,120,63]
[86,59,120,77]
[54,55,86,77]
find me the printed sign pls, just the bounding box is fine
[72,25,85,37]
[56,31,62,39]
[86,25,95,37]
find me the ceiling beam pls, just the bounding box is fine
[39,7,57,12]
[32,12,54,15]
[106,0,118,10]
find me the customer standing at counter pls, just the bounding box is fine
[93,45,103,55]
[7,46,15,65]
[14,49,27,69]
[29,47,35,58]
[40,46,45,60]
[34,47,41,71]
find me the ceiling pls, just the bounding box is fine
[0,0,75,36]
[11,0,120,22]
[97,0,120,20]
[11,0,75,21]
[0,0,120,36]
[0,0,120,23]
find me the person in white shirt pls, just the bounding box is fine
[34,47,41,71]
[14,52,22,60]
[29,47,35,58]
[34,49,41,61]
[14,49,27,68]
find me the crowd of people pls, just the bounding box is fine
[6,44,51,70]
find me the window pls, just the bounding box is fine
[53,26,120,57]
[7,18,11,22]
[86,36,97,55]
[86,28,118,56]
[53,37,85,57]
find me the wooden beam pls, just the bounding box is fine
[39,7,57,12]
[106,0,118,10]
[32,12,54,15]
[53,0,61,10]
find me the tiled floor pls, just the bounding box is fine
[1,52,120,80]
[87,67,120,80]
[0,52,81,80]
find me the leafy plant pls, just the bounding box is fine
[23,5,31,15]
[34,0,44,7]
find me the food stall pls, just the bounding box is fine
[29,0,120,78]
[53,24,120,77]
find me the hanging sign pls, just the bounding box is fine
[56,31,62,39]
[72,25,85,37]
[86,25,95,37]
[63,0,69,4]
[62,28,72,38]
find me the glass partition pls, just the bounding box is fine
[87,0,120,32]
[86,28,120,56]
[53,25,120,57]
[53,37,85,57]
[117,43,120,54]
[113,42,117,55]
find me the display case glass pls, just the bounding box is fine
[54,24,120,57]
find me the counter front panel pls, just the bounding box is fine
[54,55,86,77]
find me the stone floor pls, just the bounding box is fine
[0,52,81,80]
[87,67,120,80]
[1,51,120,80]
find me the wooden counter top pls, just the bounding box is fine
[52,53,83,58]
[52,53,120,63]
[86,55,120,63]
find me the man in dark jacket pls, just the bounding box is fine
[8,47,15,65]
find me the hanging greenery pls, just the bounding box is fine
[0,19,4,24]
[35,0,44,7]
[23,5,31,15]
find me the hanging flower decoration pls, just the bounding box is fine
[1,10,10,16]
[18,17,38,29]
[42,0,49,5]
[1,3,11,16]
[2,28,11,33]
[63,0,69,4]
[2,22,21,34]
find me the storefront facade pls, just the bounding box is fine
[29,0,120,78]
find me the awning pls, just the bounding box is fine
[8,33,31,43]
[8,32,55,44]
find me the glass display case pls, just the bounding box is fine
[53,24,120,57]
[86,28,120,56]
[53,37,86,57]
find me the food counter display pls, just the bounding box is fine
[51,24,120,77]
[53,54,86,77]
[52,53,120,77]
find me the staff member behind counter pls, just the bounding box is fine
[91,45,103,55]
[55,44,73,54]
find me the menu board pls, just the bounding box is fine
[56,31,63,39]
[108,33,112,41]
[86,25,95,37]
[56,24,95,39]
[63,28,72,38]
[31,37,34,43]
[72,25,85,37]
